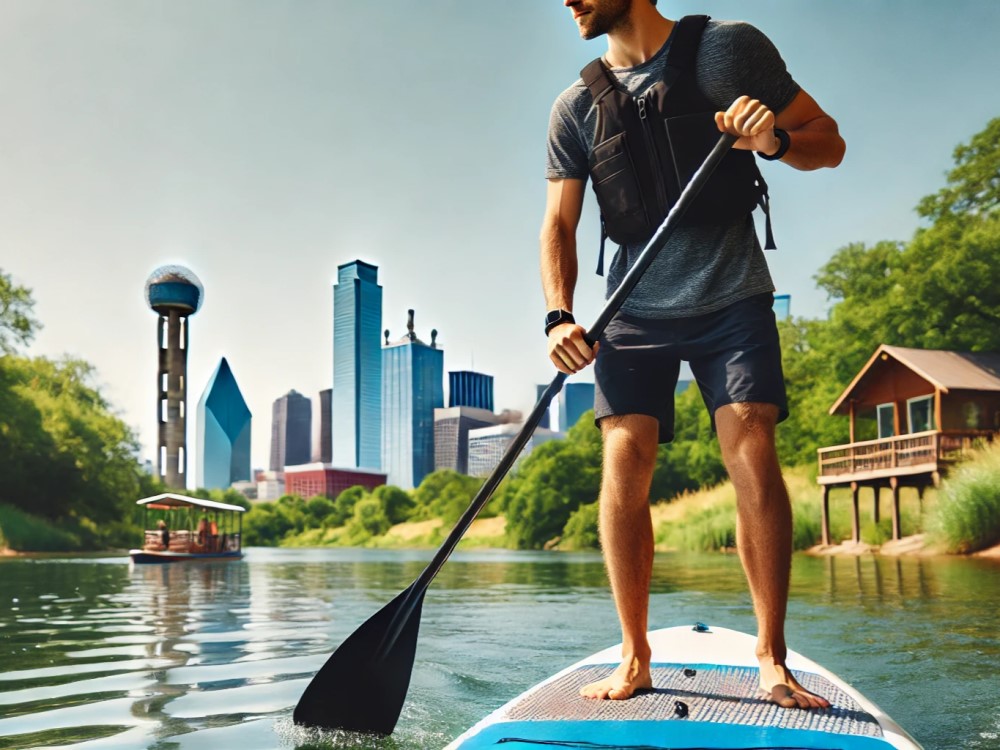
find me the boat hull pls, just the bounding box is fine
[129,549,242,564]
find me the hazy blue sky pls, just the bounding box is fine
[2,1,998,477]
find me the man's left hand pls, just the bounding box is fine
[715,95,780,155]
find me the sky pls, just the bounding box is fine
[2,1,999,479]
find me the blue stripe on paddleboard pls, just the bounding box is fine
[454,720,899,749]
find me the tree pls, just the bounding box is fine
[371,484,414,525]
[917,116,1000,222]
[411,470,483,524]
[0,270,41,354]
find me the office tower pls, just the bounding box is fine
[312,388,333,462]
[467,423,563,477]
[773,293,791,321]
[448,370,494,411]
[145,265,204,488]
[195,357,251,490]
[536,384,551,430]
[559,382,596,432]
[270,390,312,470]
[434,406,503,475]
[382,310,444,489]
[332,260,383,469]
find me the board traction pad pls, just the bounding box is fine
[502,664,883,738]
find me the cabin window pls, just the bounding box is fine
[962,402,982,429]
[877,403,895,439]
[907,395,935,433]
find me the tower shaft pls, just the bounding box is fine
[157,309,189,488]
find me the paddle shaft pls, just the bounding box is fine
[380,132,739,655]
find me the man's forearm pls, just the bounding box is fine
[540,221,579,312]
[778,116,845,171]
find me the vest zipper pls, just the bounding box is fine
[637,94,668,219]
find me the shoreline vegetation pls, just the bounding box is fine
[3,118,1000,562]
[4,458,1000,560]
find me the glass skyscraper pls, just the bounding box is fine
[332,260,383,470]
[448,370,494,411]
[382,311,444,489]
[270,389,312,470]
[195,357,251,490]
[559,382,596,432]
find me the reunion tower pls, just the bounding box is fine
[145,265,204,489]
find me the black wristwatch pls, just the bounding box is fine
[758,128,790,161]
[544,309,575,335]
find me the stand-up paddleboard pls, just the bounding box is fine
[446,623,922,750]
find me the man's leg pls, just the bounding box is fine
[715,402,829,709]
[580,413,660,700]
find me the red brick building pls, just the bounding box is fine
[283,463,386,499]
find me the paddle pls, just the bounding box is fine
[293,131,739,735]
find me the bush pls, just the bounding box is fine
[930,445,1000,553]
[561,501,600,550]
[0,504,83,551]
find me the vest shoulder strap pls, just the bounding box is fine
[580,58,616,105]
[664,14,710,73]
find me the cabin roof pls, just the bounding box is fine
[136,493,246,513]
[830,345,1000,415]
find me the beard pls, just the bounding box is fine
[576,0,633,40]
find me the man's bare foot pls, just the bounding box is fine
[580,656,653,700]
[757,659,830,709]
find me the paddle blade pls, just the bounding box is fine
[293,586,425,735]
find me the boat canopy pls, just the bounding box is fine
[136,493,246,513]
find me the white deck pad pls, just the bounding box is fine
[446,624,922,750]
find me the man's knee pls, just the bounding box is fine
[716,402,779,455]
[601,414,659,474]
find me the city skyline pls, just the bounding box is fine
[4,2,999,474]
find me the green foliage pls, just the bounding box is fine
[0,269,41,354]
[560,501,600,550]
[930,445,1000,553]
[0,353,147,549]
[372,484,415,524]
[306,495,336,525]
[344,497,392,544]
[0,504,83,551]
[331,486,367,526]
[242,497,308,546]
[498,413,602,549]
[917,116,1000,221]
[411,470,483,524]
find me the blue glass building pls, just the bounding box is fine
[195,357,251,490]
[382,312,444,489]
[559,382,596,432]
[773,294,791,321]
[536,384,552,429]
[448,370,494,411]
[333,260,383,470]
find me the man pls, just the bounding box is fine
[541,0,844,708]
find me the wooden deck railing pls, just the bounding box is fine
[817,430,993,482]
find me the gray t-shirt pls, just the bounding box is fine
[546,20,800,318]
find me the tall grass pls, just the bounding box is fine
[653,466,930,552]
[0,505,82,552]
[930,444,1000,553]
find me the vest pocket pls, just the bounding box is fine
[589,132,649,241]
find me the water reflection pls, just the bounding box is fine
[0,549,997,749]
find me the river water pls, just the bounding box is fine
[0,548,997,750]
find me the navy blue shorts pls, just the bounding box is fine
[593,292,788,443]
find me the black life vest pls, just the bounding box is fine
[582,14,775,275]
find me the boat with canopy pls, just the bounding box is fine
[129,493,246,563]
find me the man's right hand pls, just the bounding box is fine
[548,323,598,374]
